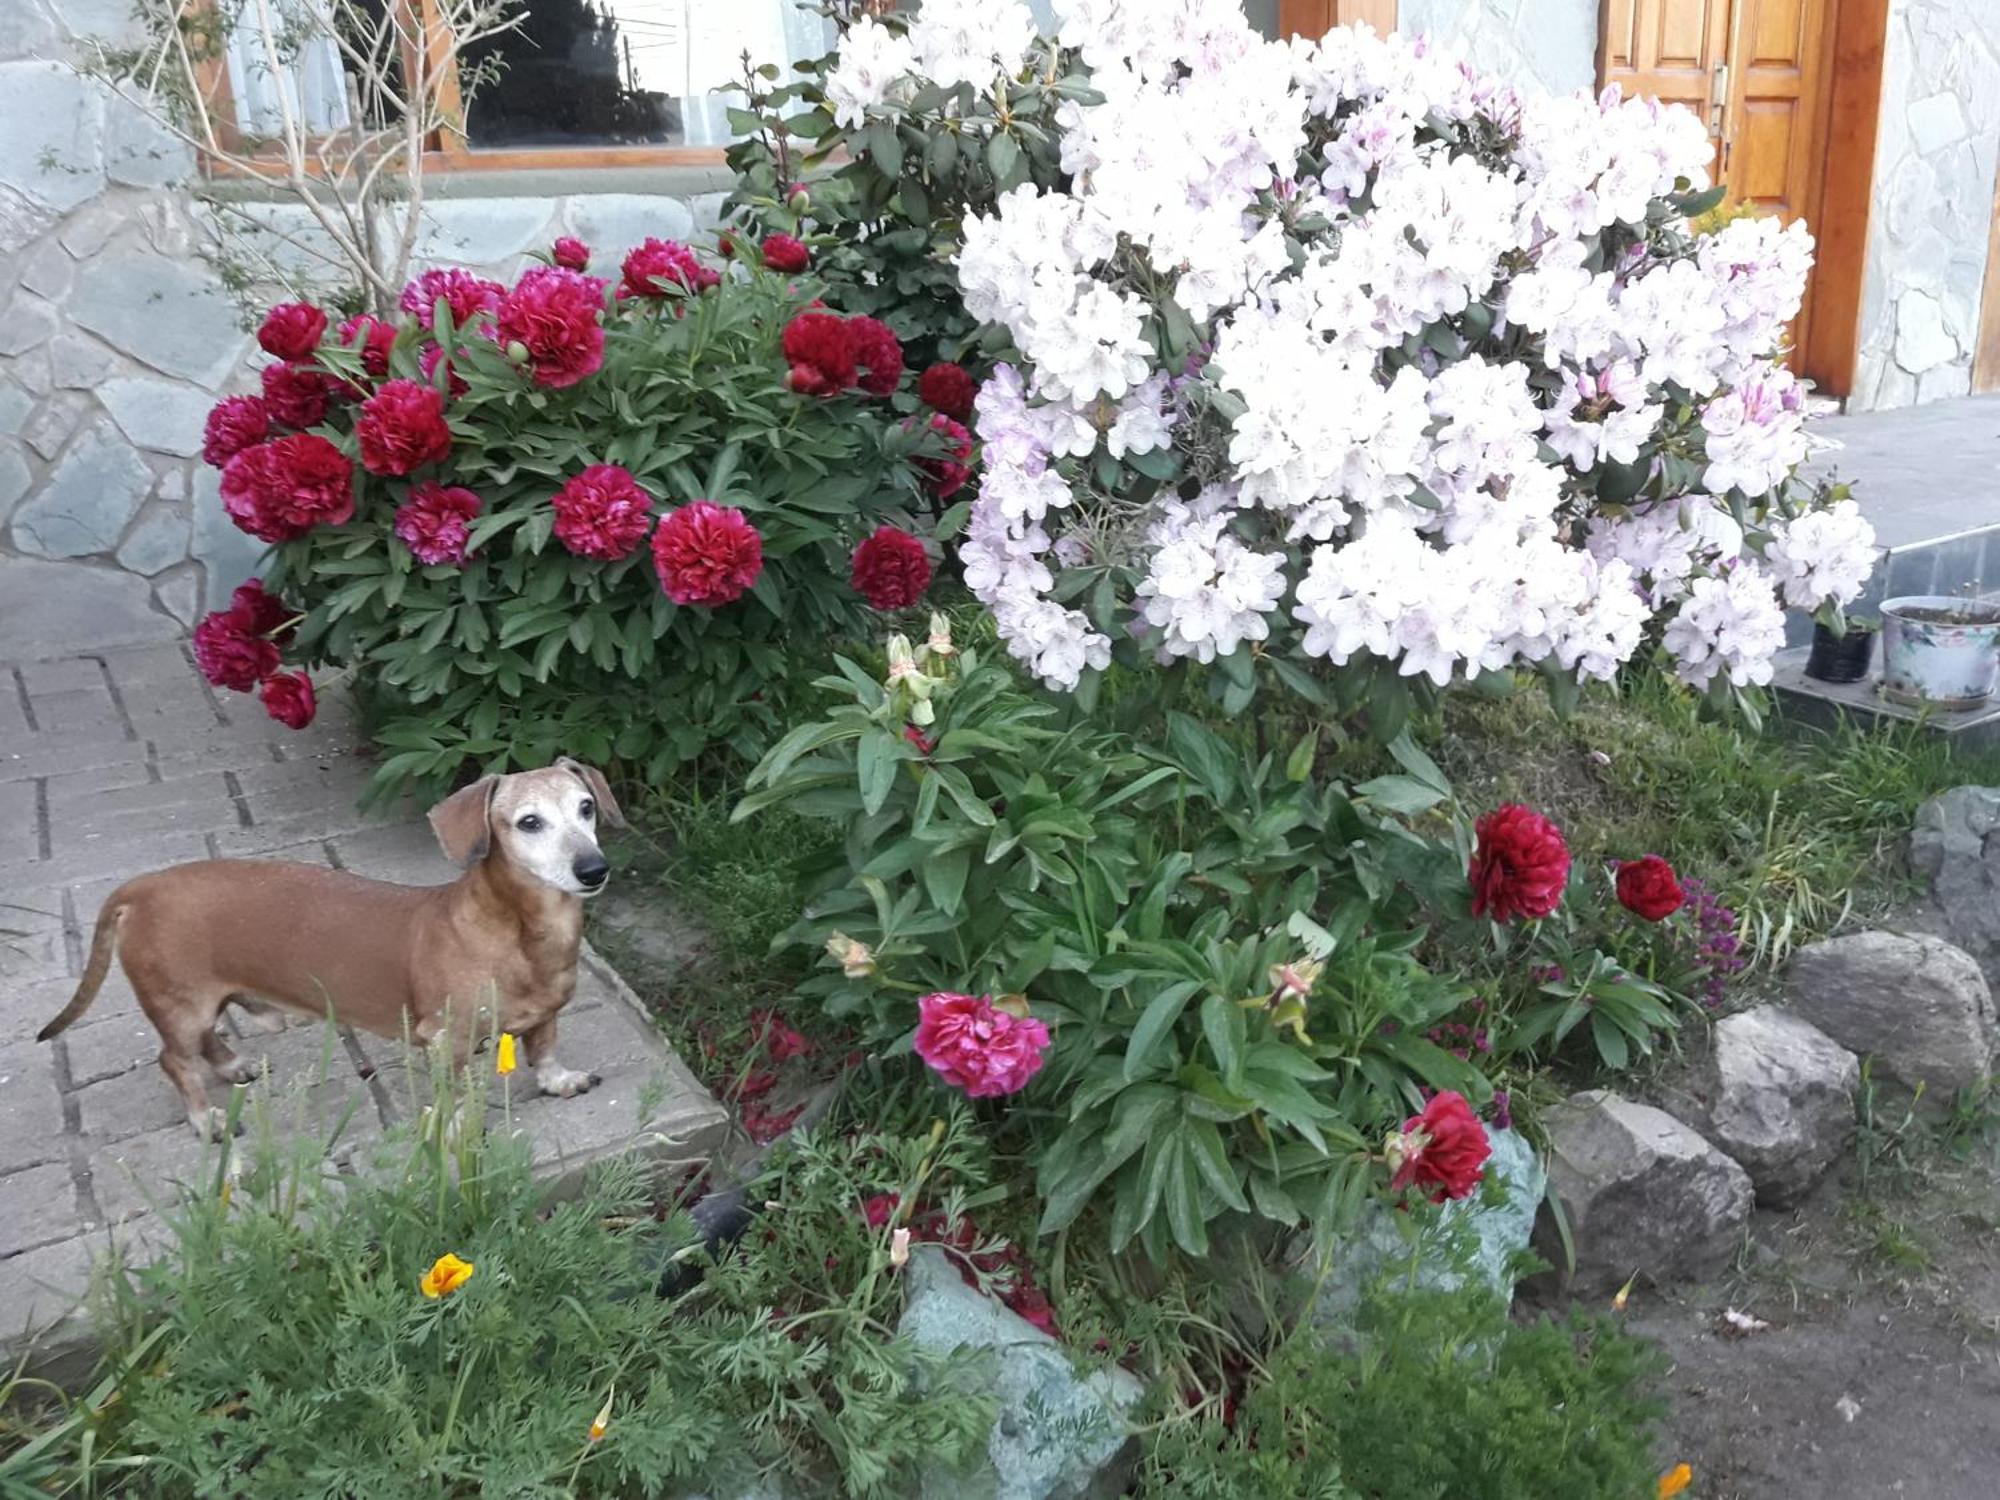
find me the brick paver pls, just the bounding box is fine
[0,638,726,1380]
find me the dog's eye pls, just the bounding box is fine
[516,814,544,832]
[578,799,595,820]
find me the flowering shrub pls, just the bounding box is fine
[198,244,959,795]
[799,4,1873,720]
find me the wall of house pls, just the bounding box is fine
[0,1,725,635]
[1397,0,1599,97]
[1850,0,2000,411]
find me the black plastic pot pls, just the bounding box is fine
[1804,621,1876,684]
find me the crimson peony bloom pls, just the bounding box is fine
[847,315,904,396]
[552,236,591,271]
[913,992,1051,1099]
[356,378,453,476]
[850,525,931,611]
[917,361,977,421]
[201,394,270,468]
[259,670,316,730]
[781,310,856,395]
[398,267,503,331]
[256,301,327,361]
[192,608,279,692]
[220,434,354,542]
[260,361,331,429]
[495,267,607,390]
[1388,1091,1491,1203]
[395,481,482,565]
[1615,854,1686,921]
[651,500,764,606]
[336,313,397,381]
[917,414,974,499]
[760,233,809,273]
[551,464,653,560]
[228,578,297,644]
[620,236,719,298]
[1468,803,1571,922]
[418,342,469,398]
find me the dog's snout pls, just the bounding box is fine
[572,852,610,889]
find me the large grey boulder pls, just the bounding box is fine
[898,1246,1141,1500]
[1910,787,2000,967]
[1297,1125,1544,1324]
[1785,931,1995,1097]
[1661,1008,1858,1207]
[1533,1090,1753,1295]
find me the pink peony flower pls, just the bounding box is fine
[551,463,653,560]
[228,579,297,644]
[398,268,503,331]
[259,670,316,730]
[552,236,592,271]
[260,361,331,429]
[192,608,279,692]
[917,361,977,421]
[202,395,271,468]
[495,266,607,390]
[336,313,397,380]
[847,315,904,396]
[355,377,453,476]
[394,481,483,565]
[619,237,719,299]
[220,434,354,542]
[761,233,810,273]
[782,311,857,396]
[916,414,974,499]
[651,501,763,607]
[419,342,469,398]
[850,525,931,610]
[256,302,327,361]
[913,992,1050,1099]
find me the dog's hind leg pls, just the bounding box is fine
[142,991,235,1140]
[200,1028,259,1086]
[229,997,289,1036]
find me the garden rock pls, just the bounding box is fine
[1910,787,2000,968]
[1784,930,1995,1097]
[1297,1125,1545,1327]
[1659,1007,1858,1207]
[1532,1090,1753,1295]
[898,1246,1141,1500]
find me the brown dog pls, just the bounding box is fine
[37,758,624,1139]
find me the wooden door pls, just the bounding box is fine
[1599,0,1734,182]
[1724,0,1832,221]
[1277,1,1399,39]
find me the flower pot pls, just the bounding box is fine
[1880,596,2000,709]
[1803,621,1876,684]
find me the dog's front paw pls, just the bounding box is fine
[536,1064,601,1098]
[188,1106,240,1142]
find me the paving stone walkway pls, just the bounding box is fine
[0,636,726,1376]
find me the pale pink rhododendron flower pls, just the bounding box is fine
[913,992,1051,1098]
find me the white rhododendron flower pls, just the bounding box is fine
[823,8,1872,695]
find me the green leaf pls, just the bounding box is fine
[920,845,971,916]
[985,131,1021,183]
[1185,1117,1250,1213]
[1122,979,1202,1082]
[857,729,899,815]
[1355,774,1447,815]
[1199,993,1242,1083]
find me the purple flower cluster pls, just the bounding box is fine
[1488,1089,1513,1132]
[1682,876,1745,1009]
[1426,1020,1492,1059]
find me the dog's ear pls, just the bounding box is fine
[557,756,626,829]
[428,776,498,867]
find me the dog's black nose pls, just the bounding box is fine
[572,853,610,889]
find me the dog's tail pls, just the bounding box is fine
[36,899,127,1042]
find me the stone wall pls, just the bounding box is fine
[0,2,725,638]
[1397,0,1599,97]
[1850,0,2000,411]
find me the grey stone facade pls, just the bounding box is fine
[0,2,726,631]
[1851,0,2000,411]
[1398,0,1600,97]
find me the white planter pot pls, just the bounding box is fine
[1880,596,2000,710]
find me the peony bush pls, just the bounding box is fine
[193,242,972,795]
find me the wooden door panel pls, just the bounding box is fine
[1600,0,1731,182]
[1728,0,1829,222]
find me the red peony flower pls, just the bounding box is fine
[355,378,453,476]
[552,236,591,271]
[1615,854,1686,922]
[398,268,503,331]
[418,342,470,398]
[716,230,740,259]
[220,434,355,542]
[847,315,904,396]
[917,361,977,421]
[260,361,331,429]
[337,313,397,380]
[551,463,653,560]
[1003,1282,1059,1338]
[259,670,316,730]
[201,394,270,468]
[850,525,932,611]
[761,233,809,273]
[652,501,764,606]
[395,481,482,565]
[782,311,857,396]
[192,608,279,692]
[860,1193,900,1229]
[495,266,607,389]
[913,992,1051,1099]
[620,237,719,299]
[256,301,327,361]
[1389,1091,1491,1203]
[229,578,296,644]
[1468,803,1571,922]
[917,414,974,498]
